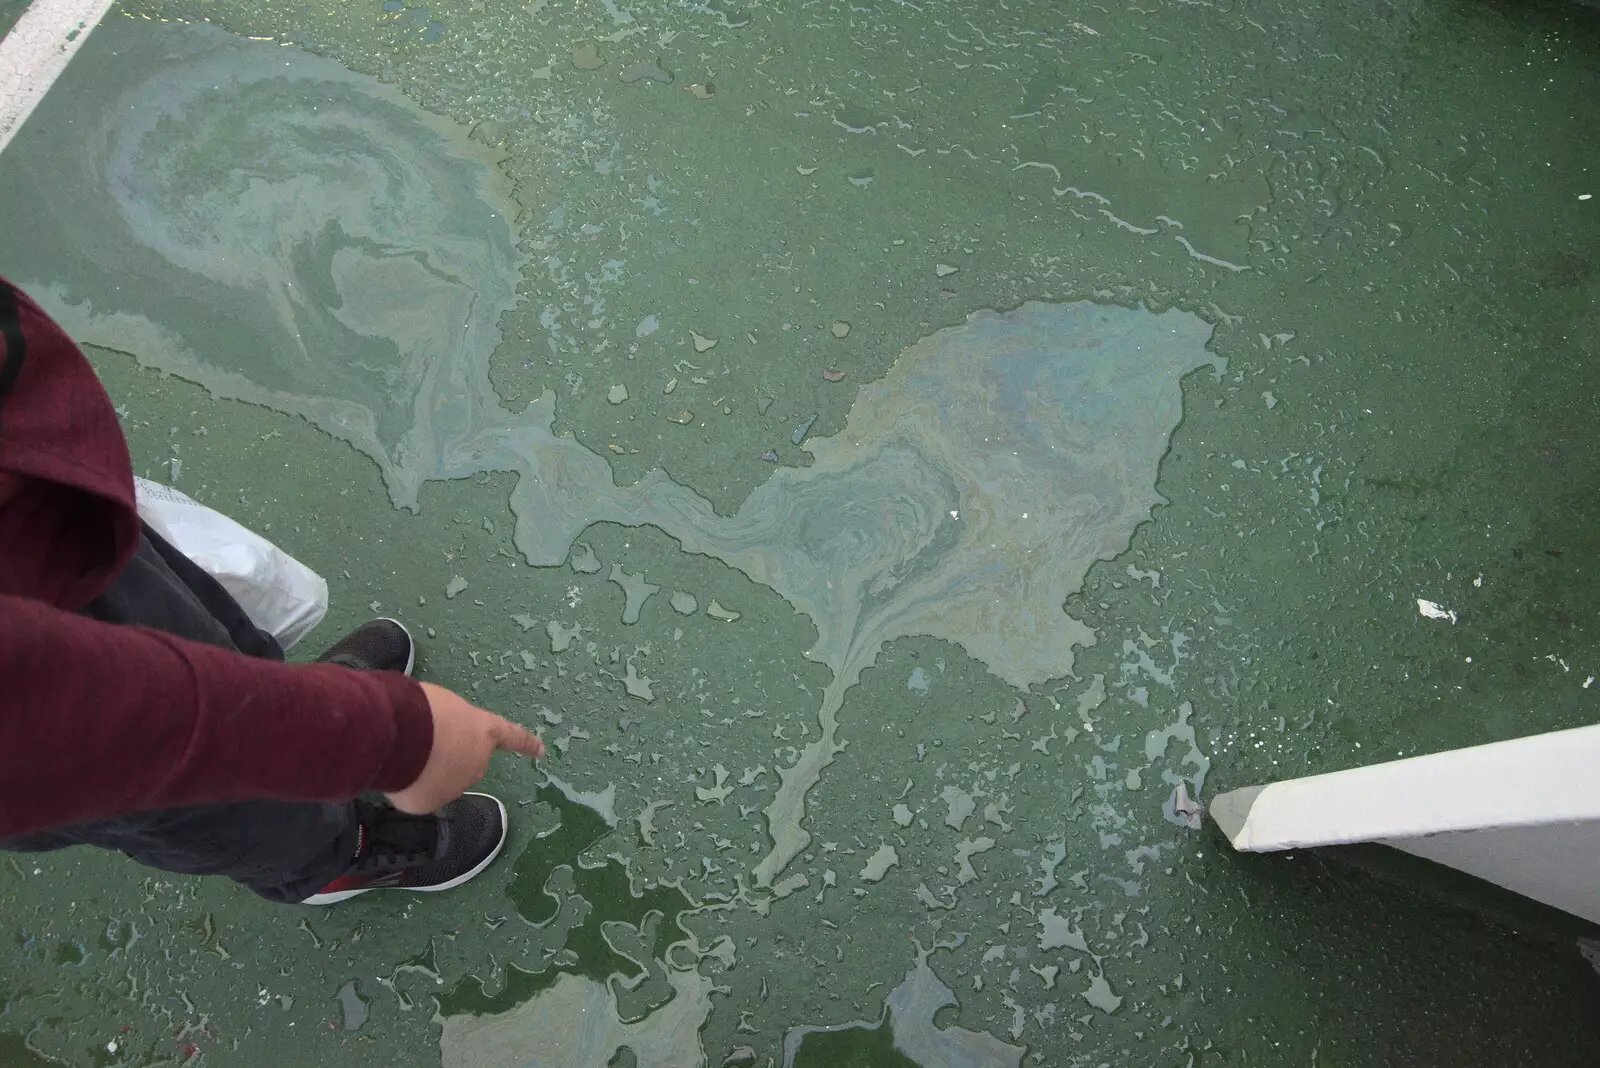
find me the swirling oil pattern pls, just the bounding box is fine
[439,302,1217,1064]
[1,15,1216,932]
[546,301,1224,887]
[3,18,523,509]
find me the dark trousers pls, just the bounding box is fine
[2,525,357,903]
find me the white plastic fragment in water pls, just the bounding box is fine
[1170,782,1204,830]
[1417,598,1457,623]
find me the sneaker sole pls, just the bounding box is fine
[377,617,416,677]
[300,793,508,905]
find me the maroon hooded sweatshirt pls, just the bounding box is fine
[0,279,433,839]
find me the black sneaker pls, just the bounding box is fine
[315,617,415,676]
[300,794,509,905]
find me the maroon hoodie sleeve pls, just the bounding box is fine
[0,593,434,839]
[0,276,436,839]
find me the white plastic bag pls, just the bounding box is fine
[133,477,328,651]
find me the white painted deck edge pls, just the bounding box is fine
[1388,820,1600,926]
[0,0,116,156]
[1215,722,1600,852]
[1211,722,1600,926]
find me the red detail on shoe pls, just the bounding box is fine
[313,867,410,896]
[314,871,371,896]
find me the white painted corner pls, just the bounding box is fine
[0,0,117,156]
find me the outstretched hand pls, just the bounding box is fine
[384,681,545,814]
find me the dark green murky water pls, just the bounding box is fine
[2,0,1599,1064]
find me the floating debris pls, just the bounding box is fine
[791,413,818,445]
[445,575,469,599]
[1418,598,1457,624]
[569,542,602,573]
[935,263,959,277]
[822,369,848,382]
[570,43,603,69]
[690,330,718,353]
[1170,782,1205,830]
[706,600,741,622]
[686,82,715,99]
[670,591,698,615]
[607,384,629,404]
[859,842,899,882]
[618,57,672,84]
[667,410,695,425]
[831,320,851,339]
[760,450,779,463]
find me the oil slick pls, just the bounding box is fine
[782,936,1025,1068]
[441,966,715,1068]
[500,301,1217,889]
[2,19,524,515]
[2,23,1221,1019]
[43,295,1208,894]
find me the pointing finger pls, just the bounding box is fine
[492,716,545,760]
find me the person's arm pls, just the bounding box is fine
[0,594,539,839]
